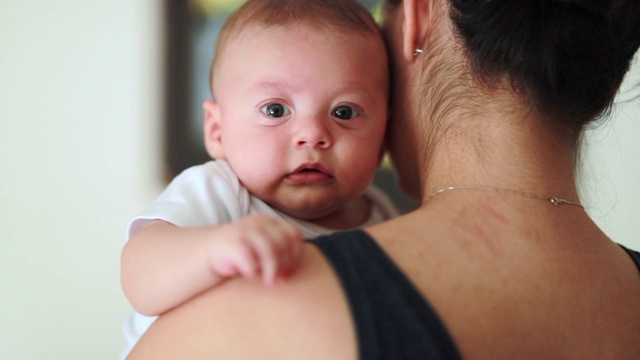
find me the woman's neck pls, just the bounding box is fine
[407,14,581,206]
[417,94,580,205]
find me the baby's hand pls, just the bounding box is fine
[208,214,304,286]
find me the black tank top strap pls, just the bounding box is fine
[619,244,640,273]
[311,229,462,360]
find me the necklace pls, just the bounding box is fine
[425,185,584,209]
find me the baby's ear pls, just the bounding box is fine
[202,99,226,159]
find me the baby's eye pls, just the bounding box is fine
[261,103,291,118]
[332,105,360,120]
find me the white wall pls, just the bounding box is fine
[0,1,164,359]
[0,2,638,359]
[582,56,640,250]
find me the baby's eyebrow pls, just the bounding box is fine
[250,79,300,93]
[248,79,379,103]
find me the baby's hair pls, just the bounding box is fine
[449,0,640,133]
[210,0,382,95]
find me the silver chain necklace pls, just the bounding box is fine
[425,185,584,209]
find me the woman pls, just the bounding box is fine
[128,0,640,358]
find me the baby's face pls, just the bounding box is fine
[208,23,389,221]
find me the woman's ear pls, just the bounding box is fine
[202,99,226,159]
[402,0,434,62]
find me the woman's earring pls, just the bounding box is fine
[413,46,423,56]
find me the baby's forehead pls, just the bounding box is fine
[211,19,388,95]
[218,22,384,67]
[223,22,382,61]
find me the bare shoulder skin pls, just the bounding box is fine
[127,244,357,360]
[367,205,640,359]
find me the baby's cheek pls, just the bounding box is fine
[344,163,379,192]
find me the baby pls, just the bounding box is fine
[120,0,394,356]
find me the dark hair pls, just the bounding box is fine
[450,0,640,132]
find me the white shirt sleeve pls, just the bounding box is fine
[126,160,250,240]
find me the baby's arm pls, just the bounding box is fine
[121,214,303,316]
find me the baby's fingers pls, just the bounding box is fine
[233,248,260,279]
[279,229,304,276]
[245,235,278,286]
[211,243,259,280]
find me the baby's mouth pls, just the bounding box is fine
[286,163,333,184]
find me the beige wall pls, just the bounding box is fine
[0,1,638,359]
[582,58,640,249]
[0,1,164,358]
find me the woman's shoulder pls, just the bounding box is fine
[127,244,356,360]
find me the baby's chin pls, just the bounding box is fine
[276,202,341,222]
[273,196,368,230]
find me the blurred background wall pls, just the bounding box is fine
[0,1,163,358]
[0,1,638,359]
